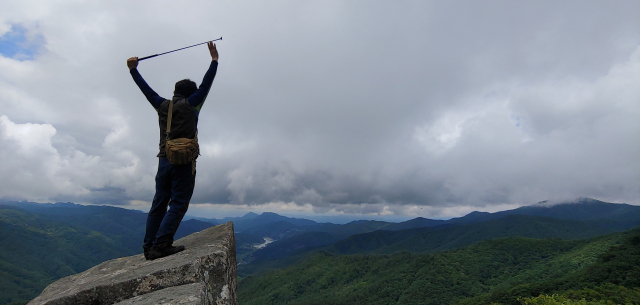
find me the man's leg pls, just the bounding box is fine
[153,161,196,248]
[143,158,172,250]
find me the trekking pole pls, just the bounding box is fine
[138,37,222,61]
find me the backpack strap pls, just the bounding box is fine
[165,99,174,140]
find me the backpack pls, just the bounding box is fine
[164,98,199,165]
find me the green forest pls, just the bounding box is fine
[0,204,214,305]
[2,199,640,305]
[239,229,640,305]
[0,207,130,305]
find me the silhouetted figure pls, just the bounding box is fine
[127,42,218,260]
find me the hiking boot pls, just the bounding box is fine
[143,247,151,260]
[147,244,185,260]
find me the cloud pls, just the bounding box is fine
[0,114,151,205]
[0,115,83,200]
[0,1,639,218]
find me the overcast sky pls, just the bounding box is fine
[1,0,639,219]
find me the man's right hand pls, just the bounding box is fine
[127,57,138,70]
[208,42,218,62]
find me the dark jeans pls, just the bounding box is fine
[143,157,196,249]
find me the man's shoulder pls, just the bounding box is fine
[158,99,170,108]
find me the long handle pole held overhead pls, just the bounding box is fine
[138,37,222,61]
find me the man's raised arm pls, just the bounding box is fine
[187,42,218,112]
[128,57,166,110]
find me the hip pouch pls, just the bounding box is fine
[165,137,199,165]
[164,99,199,165]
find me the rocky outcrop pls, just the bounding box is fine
[28,222,237,305]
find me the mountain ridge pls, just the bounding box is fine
[236,199,640,276]
[2,197,638,304]
[238,227,640,305]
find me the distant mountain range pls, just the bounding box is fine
[1,197,639,305]
[448,197,640,224]
[239,227,640,305]
[238,198,640,274]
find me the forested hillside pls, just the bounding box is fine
[2,199,639,305]
[238,199,640,271]
[0,203,217,305]
[239,228,640,305]
[238,213,640,278]
[458,229,640,304]
[0,206,129,305]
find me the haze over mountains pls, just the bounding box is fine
[1,197,639,304]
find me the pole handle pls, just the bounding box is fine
[138,54,159,61]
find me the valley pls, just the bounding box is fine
[1,198,639,304]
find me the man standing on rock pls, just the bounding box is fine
[127,41,218,260]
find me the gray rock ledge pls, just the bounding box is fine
[28,222,237,305]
